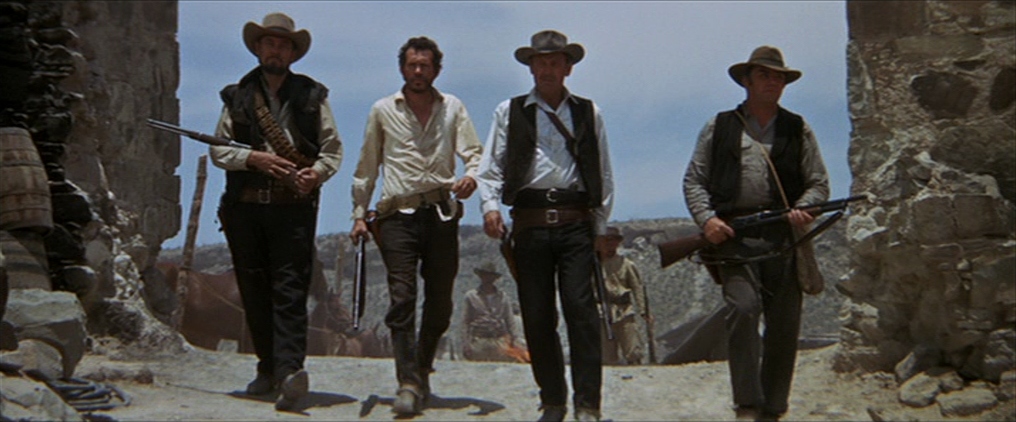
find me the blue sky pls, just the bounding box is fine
[164,1,851,248]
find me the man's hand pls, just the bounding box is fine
[451,176,477,199]
[293,167,320,196]
[786,208,815,228]
[483,211,506,239]
[350,219,371,243]
[704,217,735,244]
[246,151,297,180]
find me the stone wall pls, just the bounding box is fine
[0,0,185,384]
[839,0,1015,386]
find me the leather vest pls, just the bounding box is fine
[708,105,805,214]
[502,94,602,207]
[219,67,328,195]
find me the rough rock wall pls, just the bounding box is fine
[839,0,1016,382]
[59,1,180,295]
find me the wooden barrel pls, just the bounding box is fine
[0,127,53,232]
[0,230,50,290]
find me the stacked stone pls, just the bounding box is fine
[839,0,1014,416]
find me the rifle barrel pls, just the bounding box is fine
[146,118,250,149]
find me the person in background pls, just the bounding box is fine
[597,226,649,366]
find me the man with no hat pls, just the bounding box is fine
[477,30,614,422]
[682,46,830,421]
[210,12,343,411]
[350,36,483,416]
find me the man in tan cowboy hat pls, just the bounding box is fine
[209,11,343,411]
[349,35,483,416]
[459,261,523,362]
[596,227,649,366]
[477,29,614,422]
[682,46,829,421]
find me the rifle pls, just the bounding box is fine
[642,282,656,364]
[657,195,867,269]
[146,118,250,149]
[351,211,377,331]
[593,253,614,341]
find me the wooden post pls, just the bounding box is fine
[172,155,207,330]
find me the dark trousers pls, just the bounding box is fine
[715,223,802,415]
[377,207,459,391]
[512,221,601,411]
[219,199,317,379]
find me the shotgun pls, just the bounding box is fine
[658,195,867,268]
[146,118,250,149]
[352,211,377,330]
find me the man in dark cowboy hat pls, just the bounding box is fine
[210,11,343,411]
[477,29,614,422]
[460,261,523,362]
[682,45,829,421]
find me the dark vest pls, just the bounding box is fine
[708,105,805,215]
[219,67,328,195]
[502,95,602,207]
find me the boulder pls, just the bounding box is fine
[4,288,87,378]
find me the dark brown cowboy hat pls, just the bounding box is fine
[728,45,802,87]
[514,30,585,65]
[243,12,311,62]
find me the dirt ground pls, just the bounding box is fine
[73,344,1006,421]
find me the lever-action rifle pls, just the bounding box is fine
[657,195,867,269]
[146,119,250,149]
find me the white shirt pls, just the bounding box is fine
[477,88,614,235]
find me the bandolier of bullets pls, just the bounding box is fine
[253,91,317,168]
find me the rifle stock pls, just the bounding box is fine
[658,233,711,269]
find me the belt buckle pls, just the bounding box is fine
[257,189,271,204]
[545,188,560,204]
[545,209,559,224]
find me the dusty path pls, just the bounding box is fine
[74,345,979,421]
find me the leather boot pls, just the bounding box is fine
[538,404,567,422]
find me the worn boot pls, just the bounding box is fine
[245,372,275,396]
[393,385,422,415]
[275,369,308,411]
[574,407,600,421]
[538,404,567,422]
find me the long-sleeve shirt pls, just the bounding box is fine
[601,254,645,322]
[209,76,343,182]
[477,88,614,235]
[683,104,829,228]
[351,88,483,220]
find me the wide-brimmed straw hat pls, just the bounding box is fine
[243,12,311,62]
[514,30,585,65]
[474,261,502,278]
[727,45,801,87]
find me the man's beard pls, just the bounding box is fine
[262,64,287,75]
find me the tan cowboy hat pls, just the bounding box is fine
[727,45,802,87]
[514,30,585,65]
[243,12,311,62]
[474,261,502,278]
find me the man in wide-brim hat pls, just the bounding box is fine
[682,45,830,421]
[209,11,344,411]
[460,261,521,363]
[477,29,615,422]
